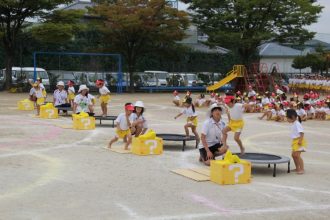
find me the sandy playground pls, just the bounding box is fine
[0,91,330,220]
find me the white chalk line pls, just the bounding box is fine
[255,182,330,195]
[116,203,140,218]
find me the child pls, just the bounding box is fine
[108,103,134,150]
[73,85,94,116]
[304,102,315,120]
[194,94,207,107]
[259,103,274,120]
[174,97,200,145]
[53,81,69,114]
[32,83,45,116]
[286,109,307,174]
[275,104,285,122]
[222,95,248,155]
[67,80,75,107]
[172,90,181,107]
[130,101,148,137]
[96,79,111,117]
[296,102,307,121]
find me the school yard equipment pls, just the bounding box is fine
[156,134,197,151]
[235,152,290,177]
[94,115,117,127]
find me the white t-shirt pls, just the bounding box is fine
[68,86,75,94]
[296,109,306,117]
[248,90,256,97]
[181,106,197,117]
[173,95,180,101]
[29,88,36,96]
[130,113,148,128]
[74,94,92,113]
[261,97,270,105]
[276,89,284,95]
[99,85,110,95]
[277,109,286,116]
[53,89,67,106]
[35,88,44,98]
[198,98,206,106]
[199,118,226,149]
[39,83,45,90]
[228,103,244,120]
[115,113,131,130]
[291,120,304,139]
[307,106,315,114]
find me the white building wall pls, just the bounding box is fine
[260,57,311,75]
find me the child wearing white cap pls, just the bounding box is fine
[73,85,94,116]
[53,81,69,113]
[130,101,148,137]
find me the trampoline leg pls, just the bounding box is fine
[182,141,185,151]
[288,162,290,173]
[112,120,114,128]
[268,164,270,168]
[273,164,276,177]
[100,119,102,125]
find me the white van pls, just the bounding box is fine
[143,71,169,86]
[2,67,50,89]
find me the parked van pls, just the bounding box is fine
[1,67,50,89]
[143,71,169,86]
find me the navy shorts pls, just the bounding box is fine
[199,143,223,161]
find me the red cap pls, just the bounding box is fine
[310,90,314,94]
[67,80,74,86]
[303,94,310,99]
[211,92,215,97]
[271,92,275,97]
[96,79,104,86]
[236,91,241,95]
[173,90,178,95]
[125,104,134,111]
[224,96,235,104]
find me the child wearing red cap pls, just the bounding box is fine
[67,80,75,107]
[108,103,134,150]
[222,95,248,155]
[172,90,181,107]
[174,97,200,145]
[96,79,111,117]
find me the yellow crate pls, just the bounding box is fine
[73,116,95,130]
[40,106,59,119]
[17,100,34,111]
[131,137,163,155]
[210,160,251,185]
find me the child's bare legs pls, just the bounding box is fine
[108,136,118,148]
[191,126,200,145]
[173,100,180,106]
[124,133,132,150]
[234,132,245,155]
[184,123,190,137]
[266,112,272,120]
[259,112,268,120]
[101,103,107,116]
[36,105,40,116]
[222,126,230,148]
[292,151,304,174]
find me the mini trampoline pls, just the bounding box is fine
[157,134,197,151]
[55,107,73,112]
[94,116,117,127]
[235,153,291,177]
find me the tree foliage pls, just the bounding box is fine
[89,0,190,91]
[183,0,323,65]
[0,0,74,89]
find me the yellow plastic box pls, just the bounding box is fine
[131,137,163,155]
[210,160,251,185]
[40,105,59,119]
[72,115,95,130]
[17,99,34,111]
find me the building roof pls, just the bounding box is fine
[185,43,229,54]
[60,0,94,11]
[259,42,303,57]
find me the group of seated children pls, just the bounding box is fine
[289,75,330,94]
[29,79,111,116]
[108,101,148,150]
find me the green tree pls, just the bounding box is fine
[183,0,323,65]
[89,0,189,91]
[31,9,86,44]
[0,0,73,89]
[292,56,309,73]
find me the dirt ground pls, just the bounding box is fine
[0,91,330,220]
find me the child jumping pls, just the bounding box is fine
[96,79,111,117]
[108,103,134,150]
[174,97,200,145]
[222,95,248,155]
[286,109,307,174]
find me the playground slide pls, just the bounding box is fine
[207,69,239,91]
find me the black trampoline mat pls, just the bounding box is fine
[234,153,290,164]
[94,116,117,120]
[157,134,196,141]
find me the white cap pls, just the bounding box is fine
[207,103,223,117]
[134,101,144,108]
[57,81,65,87]
[78,84,89,93]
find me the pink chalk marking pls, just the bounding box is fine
[189,194,231,214]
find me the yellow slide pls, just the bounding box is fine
[206,65,245,91]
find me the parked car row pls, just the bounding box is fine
[0,67,231,91]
